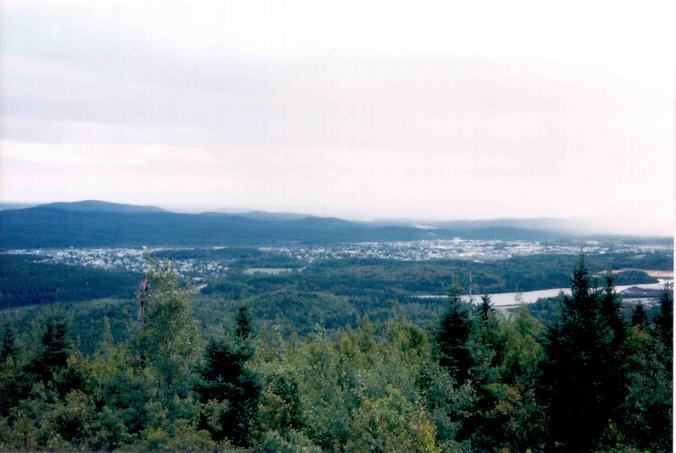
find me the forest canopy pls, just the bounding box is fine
[0,258,672,451]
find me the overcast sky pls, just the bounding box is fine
[0,1,674,235]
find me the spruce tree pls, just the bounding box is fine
[539,255,617,451]
[0,326,18,363]
[478,294,494,322]
[631,303,648,328]
[235,304,253,340]
[0,325,26,418]
[197,304,260,446]
[30,317,72,382]
[654,283,673,354]
[597,273,628,438]
[600,273,626,349]
[436,285,474,385]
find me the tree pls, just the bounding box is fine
[599,272,626,349]
[539,255,620,451]
[235,304,253,340]
[621,318,672,450]
[596,273,628,444]
[347,385,439,453]
[0,325,27,418]
[489,306,546,451]
[30,317,72,383]
[197,304,260,446]
[478,294,494,322]
[0,326,18,363]
[435,285,474,385]
[631,303,648,328]
[654,282,673,354]
[136,261,201,399]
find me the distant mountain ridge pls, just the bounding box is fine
[371,217,589,232]
[40,200,167,214]
[0,203,38,211]
[0,200,577,248]
[0,201,437,248]
[227,210,313,221]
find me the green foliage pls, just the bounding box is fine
[136,261,202,399]
[196,303,261,446]
[28,316,73,383]
[435,286,475,385]
[0,256,671,451]
[259,429,322,453]
[631,303,648,327]
[539,256,629,451]
[0,326,18,363]
[347,385,440,453]
[0,254,137,309]
[618,322,673,451]
[655,282,673,355]
[202,252,667,303]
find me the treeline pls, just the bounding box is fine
[203,252,665,300]
[0,207,440,248]
[0,250,669,310]
[0,259,672,451]
[0,255,139,309]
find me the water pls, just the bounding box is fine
[419,279,671,307]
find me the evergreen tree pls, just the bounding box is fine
[631,303,648,328]
[235,303,253,340]
[476,294,501,355]
[0,325,27,418]
[478,294,494,322]
[0,326,18,363]
[596,273,628,442]
[435,285,474,385]
[539,256,617,451]
[654,282,673,354]
[197,304,260,446]
[599,273,626,349]
[30,316,72,382]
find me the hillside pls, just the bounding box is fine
[39,200,167,214]
[0,201,568,248]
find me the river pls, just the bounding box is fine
[417,279,671,307]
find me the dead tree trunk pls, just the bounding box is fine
[135,276,149,367]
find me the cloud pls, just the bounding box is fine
[1,139,672,235]
[0,1,673,235]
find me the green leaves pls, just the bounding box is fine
[0,255,671,451]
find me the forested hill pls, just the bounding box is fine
[39,200,167,214]
[0,201,567,248]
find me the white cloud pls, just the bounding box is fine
[0,1,673,235]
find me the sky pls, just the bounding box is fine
[0,1,674,235]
